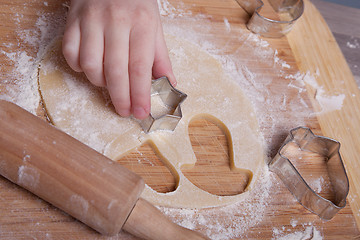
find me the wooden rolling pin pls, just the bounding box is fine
[0,100,207,239]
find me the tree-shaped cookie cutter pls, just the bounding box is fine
[140,77,187,133]
[269,127,349,220]
[235,0,304,38]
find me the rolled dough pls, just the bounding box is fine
[38,35,265,208]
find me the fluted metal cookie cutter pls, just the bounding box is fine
[235,0,304,37]
[269,127,349,220]
[140,76,187,133]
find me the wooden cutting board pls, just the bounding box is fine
[0,0,359,239]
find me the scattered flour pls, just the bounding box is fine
[159,166,275,240]
[315,93,345,114]
[69,194,89,218]
[346,38,359,49]
[290,218,298,227]
[285,71,346,115]
[157,0,191,18]
[0,7,66,114]
[311,176,324,194]
[272,225,323,240]
[0,0,338,238]
[302,71,346,114]
[223,18,231,33]
[0,50,40,114]
[17,165,40,189]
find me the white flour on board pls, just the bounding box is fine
[303,71,346,114]
[272,224,323,240]
[0,0,342,239]
[1,9,66,114]
[223,18,231,33]
[158,166,274,240]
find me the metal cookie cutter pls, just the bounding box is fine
[235,0,304,38]
[269,127,349,220]
[140,76,187,133]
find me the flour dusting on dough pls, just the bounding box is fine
[160,166,274,239]
[38,35,265,209]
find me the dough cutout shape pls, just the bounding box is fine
[182,117,252,196]
[38,35,265,208]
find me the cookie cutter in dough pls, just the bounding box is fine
[235,0,304,37]
[139,76,187,133]
[269,127,349,220]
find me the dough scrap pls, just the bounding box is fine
[38,36,265,208]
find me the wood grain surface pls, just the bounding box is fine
[287,0,360,232]
[0,0,359,239]
[311,0,360,87]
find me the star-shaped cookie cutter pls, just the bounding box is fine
[269,127,349,220]
[139,77,187,133]
[235,0,304,38]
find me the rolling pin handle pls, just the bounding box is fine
[124,198,209,240]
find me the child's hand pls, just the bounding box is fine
[62,0,176,119]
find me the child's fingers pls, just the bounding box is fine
[104,24,131,117]
[79,16,106,87]
[62,18,82,72]
[152,23,177,87]
[129,23,156,120]
[62,0,172,120]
